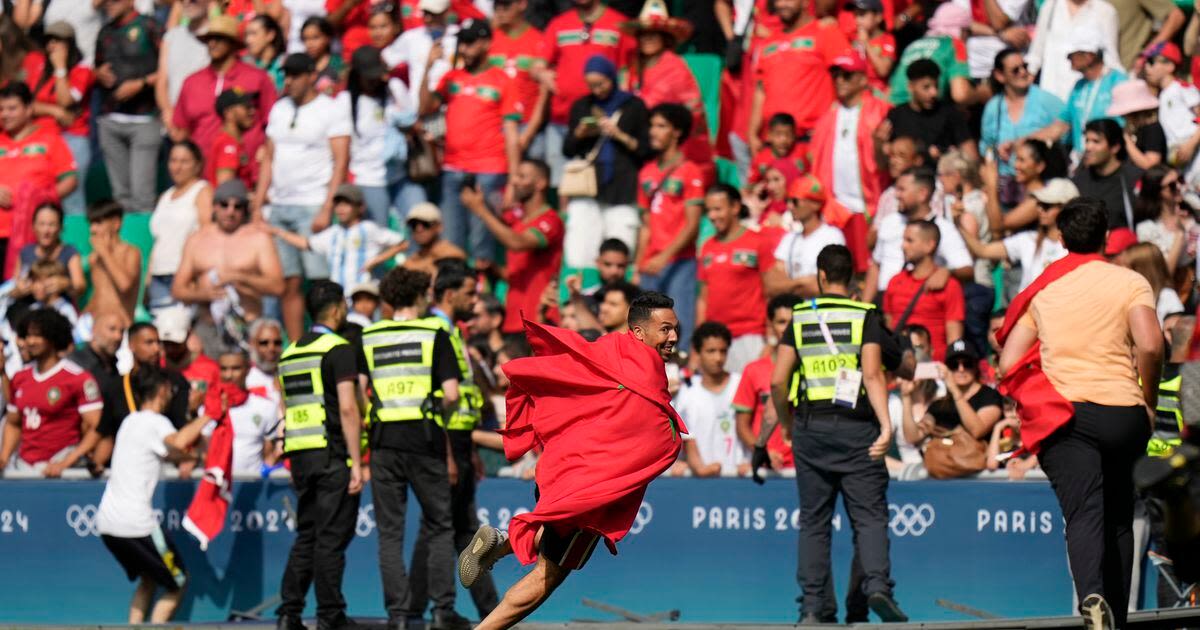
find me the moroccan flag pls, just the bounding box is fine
[183,382,249,550]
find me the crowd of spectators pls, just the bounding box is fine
[1,0,1199,481]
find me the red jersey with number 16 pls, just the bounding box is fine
[7,359,103,464]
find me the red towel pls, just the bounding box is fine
[996,253,1104,454]
[501,320,686,565]
[183,382,249,550]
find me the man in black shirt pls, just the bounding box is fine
[1072,118,1143,228]
[885,59,976,160]
[69,313,123,381]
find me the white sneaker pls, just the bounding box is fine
[1081,594,1114,630]
[459,525,506,588]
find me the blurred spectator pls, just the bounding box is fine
[1027,0,1121,101]
[83,201,142,328]
[342,46,418,227]
[302,17,343,95]
[901,340,1002,454]
[697,184,770,372]
[28,259,78,324]
[246,317,284,406]
[883,220,965,360]
[1111,0,1184,70]
[11,203,86,301]
[888,2,972,107]
[464,158,563,334]
[1071,118,1141,228]
[596,279,638,334]
[150,141,212,314]
[1134,165,1190,274]
[325,0,374,57]
[175,179,284,355]
[0,16,43,89]
[624,1,714,185]
[367,2,402,51]
[31,22,94,216]
[155,0,208,130]
[980,49,1064,182]
[847,0,895,94]
[42,0,104,67]
[172,14,277,171]
[744,156,800,230]
[542,0,634,184]
[243,15,287,91]
[563,237,630,332]
[348,281,380,327]
[1140,43,1200,190]
[766,175,845,298]
[963,177,1074,292]
[963,0,1036,83]
[488,0,549,159]
[254,52,350,341]
[1106,79,1165,170]
[1043,32,1126,154]
[2,308,102,477]
[157,306,220,410]
[382,0,459,113]
[399,0,486,31]
[94,0,161,215]
[470,292,506,357]
[285,0,329,53]
[940,151,991,288]
[637,103,704,352]
[401,202,467,275]
[870,135,943,228]
[421,19,520,263]
[733,295,798,473]
[0,82,79,276]
[983,139,1068,236]
[269,183,407,291]
[885,59,975,159]
[745,113,805,192]
[208,90,257,188]
[69,312,124,382]
[213,350,281,476]
[674,322,746,477]
[1124,242,1185,328]
[749,0,851,152]
[561,54,649,271]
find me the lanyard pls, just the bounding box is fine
[810,299,840,356]
[1080,73,1105,129]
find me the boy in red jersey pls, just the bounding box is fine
[738,294,801,476]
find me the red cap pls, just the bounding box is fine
[788,174,826,202]
[1141,41,1182,65]
[830,51,869,74]
[1105,228,1138,256]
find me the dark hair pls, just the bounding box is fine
[628,290,674,327]
[903,166,937,194]
[705,183,747,219]
[302,16,336,42]
[1017,139,1069,181]
[649,103,693,144]
[128,321,158,339]
[816,244,855,286]
[251,15,287,59]
[907,58,941,83]
[1057,197,1108,253]
[348,47,390,136]
[597,279,640,306]
[433,260,474,301]
[130,365,172,408]
[902,323,932,343]
[501,336,532,360]
[380,267,431,308]
[170,139,204,167]
[86,200,124,223]
[767,112,796,129]
[478,291,504,317]
[33,202,64,226]
[989,47,1023,93]
[522,158,551,183]
[0,81,33,106]
[907,218,941,247]
[35,36,83,95]
[891,134,930,165]
[598,238,630,258]
[305,279,347,320]
[692,321,732,351]
[1084,118,1125,160]
[1134,164,1175,224]
[22,307,74,351]
[767,293,800,319]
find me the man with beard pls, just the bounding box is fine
[245,318,284,407]
[463,158,564,335]
[69,313,125,474]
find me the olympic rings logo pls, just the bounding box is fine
[888,503,935,537]
[65,504,99,537]
[355,504,376,538]
[629,501,653,535]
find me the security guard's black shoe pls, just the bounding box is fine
[1081,594,1115,630]
[798,613,835,625]
[868,592,908,622]
[276,616,307,630]
[459,525,505,588]
[430,610,472,630]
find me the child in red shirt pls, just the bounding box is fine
[848,0,896,94]
[746,113,808,187]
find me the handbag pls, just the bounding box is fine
[405,128,441,183]
[559,111,623,199]
[923,425,987,479]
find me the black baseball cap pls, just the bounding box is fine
[215,89,253,117]
[945,339,980,365]
[845,0,884,11]
[457,19,493,43]
[282,52,317,75]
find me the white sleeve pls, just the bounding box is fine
[381,34,409,69]
[151,416,175,458]
[370,224,406,248]
[1099,3,1124,72]
[773,233,793,265]
[1001,232,1029,264]
[308,228,336,256]
[1159,288,1186,320]
[327,95,353,138]
[937,220,974,270]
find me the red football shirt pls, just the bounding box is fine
[755,20,853,133]
[0,123,77,237]
[698,227,772,337]
[883,269,965,360]
[399,0,486,31]
[325,0,374,56]
[172,61,276,166]
[544,7,634,124]
[488,24,548,125]
[637,158,706,264]
[732,355,794,468]
[33,65,94,137]
[747,144,809,185]
[501,205,565,334]
[865,33,897,94]
[7,359,102,464]
[437,67,522,174]
[207,130,255,189]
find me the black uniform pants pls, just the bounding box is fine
[409,437,500,619]
[372,447,457,622]
[278,450,361,627]
[1039,403,1150,628]
[793,413,894,622]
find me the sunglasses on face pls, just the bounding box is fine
[256,338,283,347]
[218,199,249,210]
[947,359,974,371]
[1005,63,1029,75]
[1164,179,1180,191]
[407,219,433,230]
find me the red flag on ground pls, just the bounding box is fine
[501,320,687,566]
[183,382,249,550]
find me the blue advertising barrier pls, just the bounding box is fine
[0,478,1080,624]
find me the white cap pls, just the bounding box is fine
[1067,30,1104,56]
[154,306,193,344]
[1031,178,1080,205]
[407,202,443,223]
[418,0,450,13]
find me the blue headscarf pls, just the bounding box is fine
[583,55,632,186]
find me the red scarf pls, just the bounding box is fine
[183,381,250,550]
[996,253,1104,453]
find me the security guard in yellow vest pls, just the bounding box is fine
[1150,367,1184,457]
[276,280,364,630]
[364,267,471,630]
[406,261,499,620]
[753,244,907,625]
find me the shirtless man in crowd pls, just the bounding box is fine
[84,201,143,328]
[173,180,283,353]
[401,202,466,276]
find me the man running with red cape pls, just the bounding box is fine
[457,292,686,630]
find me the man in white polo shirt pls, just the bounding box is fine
[766,174,846,297]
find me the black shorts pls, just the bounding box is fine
[102,526,187,591]
[539,524,601,571]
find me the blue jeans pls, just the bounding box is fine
[360,184,392,228]
[544,123,567,186]
[439,169,506,262]
[390,176,429,221]
[146,274,176,314]
[268,203,330,279]
[63,133,91,216]
[639,257,698,353]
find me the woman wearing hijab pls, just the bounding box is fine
[561,55,652,273]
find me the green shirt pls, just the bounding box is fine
[888,35,969,106]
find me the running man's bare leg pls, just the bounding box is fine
[474,553,570,630]
[150,585,184,622]
[129,576,155,623]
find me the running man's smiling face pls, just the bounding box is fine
[633,308,679,361]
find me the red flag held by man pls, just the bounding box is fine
[183,381,249,550]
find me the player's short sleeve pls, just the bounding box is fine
[683,165,705,204]
[76,373,104,414]
[435,70,453,101]
[936,219,974,270]
[755,232,773,272]
[324,344,360,384]
[369,224,406,249]
[326,94,353,138]
[943,278,966,321]
[49,133,77,179]
[528,211,564,250]
[731,365,758,410]
[431,330,463,385]
[820,24,854,61]
[697,242,713,283]
[213,138,240,173]
[500,74,522,121]
[875,34,897,60]
[1002,232,1030,265]
[543,22,561,63]
[149,414,175,458]
[68,66,94,102]
[636,167,651,211]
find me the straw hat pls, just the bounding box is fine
[622,0,693,44]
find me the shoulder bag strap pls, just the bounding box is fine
[894,280,928,331]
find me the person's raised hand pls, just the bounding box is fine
[460,184,486,213]
[565,273,583,297]
[427,42,444,69]
[980,155,999,191]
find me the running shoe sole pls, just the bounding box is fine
[459,526,500,588]
[1081,594,1114,630]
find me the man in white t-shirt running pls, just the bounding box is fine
[96,366,209,623]
[673,322,747,477]
[767,175,847,298]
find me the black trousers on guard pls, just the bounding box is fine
[372,447,458,623]
[278,450,361,628]
[793,413,894,623]
[1039,403,1150,629]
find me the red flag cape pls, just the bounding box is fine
[183,382,249,550]
[996,253,1104,454]
[501,320,687,565]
